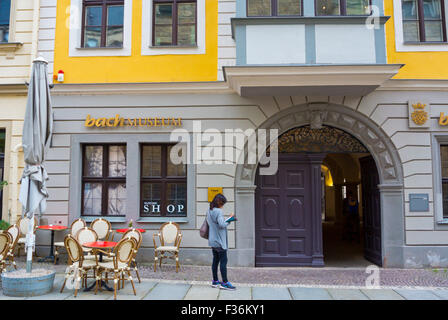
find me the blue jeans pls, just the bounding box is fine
[212,247,228,283]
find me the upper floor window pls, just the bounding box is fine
[247,0,302,16]
[316,0,370,15]
[153,0,197,46]
[402,0,446,42]
[0,0,11,42]
[82,0,124,48]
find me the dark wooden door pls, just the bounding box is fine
[360,156,382,266]
[255,154,324,267]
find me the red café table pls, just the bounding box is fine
[37,225,67,263]
[82,241,117,292]
[115,228,146,234]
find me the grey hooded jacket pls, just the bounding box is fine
[206,207,230,250]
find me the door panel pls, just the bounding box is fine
[360,156,382,266]
[255,154,322,266]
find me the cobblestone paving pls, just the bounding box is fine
[7,256,448,289]
[2,274,448,300]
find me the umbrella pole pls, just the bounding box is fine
[26,217,34,273]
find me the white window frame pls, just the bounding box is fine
[68,0,133,57]
[1,0,16,42]
[393,0,448,52]
[141,0,206,56]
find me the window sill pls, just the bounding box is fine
[82,216,127,223]
[137,217,189,223]
[76,46,124,50]
[0,42,23,59]
[403,41,448,45]
[437,219,448,225]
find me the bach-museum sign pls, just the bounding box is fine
[85,114,182,128]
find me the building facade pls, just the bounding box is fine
[35,0,448,268]
[0,0,41,225]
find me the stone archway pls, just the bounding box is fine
[234,103,406,268]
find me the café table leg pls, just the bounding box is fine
[38,230,56,263]
[84,250,114,292]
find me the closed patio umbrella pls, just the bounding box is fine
[19,57,53,272]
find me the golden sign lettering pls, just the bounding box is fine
[85,114,182,128]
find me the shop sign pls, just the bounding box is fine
[142,201,185,214]
[208,187,223,202]
[408,101,430,128]
[85,114,182,128]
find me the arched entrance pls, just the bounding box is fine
[234,103,405,268]
[254,125,382,267]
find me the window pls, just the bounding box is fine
[152,0,197,46]
[81,0,124,48]
[402,0,446,42]
[441,145,448,218]
[0,0,10,42]
[140,144,187,217]
[315,0,370,16]
[82,144,127,216]
[247,0,302,16]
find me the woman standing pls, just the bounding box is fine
[207,193,236,290]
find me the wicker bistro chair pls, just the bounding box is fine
[91,218,113,241]
[4,224,20,269]
[153,222,183,273]
[0,232,12,275]
[16,217,38,257]
[60,235,98,298]
[75,227,98,260]
[122,229,143,283]
[54,218,86,264]
[95,237,138,300]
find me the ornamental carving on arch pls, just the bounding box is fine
[268,126,368,154]
[238,106,402,184]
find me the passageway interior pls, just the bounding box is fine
[321,153,372,268]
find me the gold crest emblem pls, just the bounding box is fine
[411,103,428,125]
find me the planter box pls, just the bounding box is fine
[1,270,56,297]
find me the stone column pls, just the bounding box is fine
[378,183,405,268]
[234,184,257,267]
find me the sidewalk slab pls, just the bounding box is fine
[395,289,442,300]
[431,289,448,300]
[252,287,292,300]
[360,289,404,300]
[107,281,157,300]
[184,285,220,300]
[289,287,333,300]
[143,283,191,300]
[327,289,369,300]
[218,286,252,300]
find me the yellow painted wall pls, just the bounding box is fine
[53,0,218,83]
[385,0,448,79]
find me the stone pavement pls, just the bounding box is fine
[2,273,448,300]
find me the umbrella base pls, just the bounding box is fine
[38,255,55,263]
